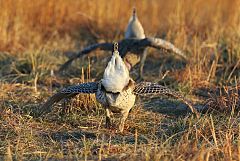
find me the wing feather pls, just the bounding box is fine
[59,38,186,73]
[61,82,98,94]
[39,82,98,116]
[133,82,183,98]
[119,38,187,59]
[133,82,199,117]
[146,37,187,59]
[59,43,112,72]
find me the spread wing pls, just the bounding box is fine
[39,82,98,116]
[59,38,186,73]
[133,82,183,97]
[133,82,199,117]
[59,43,112,72]
[120,37,187,59]
[144,37,187,59]
[61,82,98,93]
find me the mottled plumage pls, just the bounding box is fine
[40,43,198,132]
[58,9,187,79]
[61,82,98,93]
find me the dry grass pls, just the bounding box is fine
[1,0,240,51]
[0,0,240,160]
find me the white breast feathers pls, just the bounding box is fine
[102,50,130,93]
[125,10,145,39]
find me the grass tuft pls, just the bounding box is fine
[0,0,240,160]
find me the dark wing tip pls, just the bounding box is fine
[58,43,113,73]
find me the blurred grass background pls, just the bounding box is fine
[0,0,240,52]
[1,0,240,86]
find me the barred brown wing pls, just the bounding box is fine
[61,82,98,94]
[133,82,183,98]
[133,82,199,117]
[39,82,98,116]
